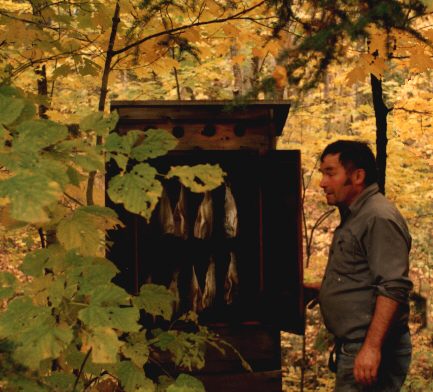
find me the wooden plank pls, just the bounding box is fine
[196,370,283,392]
[199,325,281,374]
[118,123,273,150]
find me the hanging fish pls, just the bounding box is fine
[173,185,188,239]
[193,191,213,239]
[202,256,216,310]
[224,184,239,238]
[168,269,180,315]
[224,251,239,305]
[190,265,203,313]
[158,186,175,235]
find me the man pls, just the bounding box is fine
[305,140,413,391]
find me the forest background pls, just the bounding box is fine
[0,0,432,391]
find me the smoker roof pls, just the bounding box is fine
[110,100,291,136]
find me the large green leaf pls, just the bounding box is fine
[105,130,144,155]
[14,119,68,151]
[0,94,25,126]
[80,111,119,137]
[0,173,62,223]
[62,343,105,375]
[121,332,150,369]
[78,305,140,332]
[6,377,49,392]
[152,331,206,371]
[57,206,122,256]
[116,360,155,392]
[0,297,52,338]
[0,271,16,299]
[166,374,205,392]
[87,283,130,306]
[132,284,174,321]
[105,130,145,171]
[81,327,123,364]
[107,163,163,221]
[66,256,119,292]
[44,372,78,390]
[13,322,73,370]
[166,164,225,193]
[130,129,178,161]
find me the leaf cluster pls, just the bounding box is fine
[0,86,230,391]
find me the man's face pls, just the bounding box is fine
[319,153,360,208]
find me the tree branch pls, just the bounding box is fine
[112,0,267,56]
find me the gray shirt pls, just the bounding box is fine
[319,183,412,341]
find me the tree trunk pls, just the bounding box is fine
[86,1,121,206]
[230,44,243,97]
[370,73,390,195]
[35,65,48,119]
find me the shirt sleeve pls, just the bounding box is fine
[364,216,413,304]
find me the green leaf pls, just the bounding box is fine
[0,174,61,223]
[66,165,85,186]
[6,377,49,392]
[0,297,51,338]
[57,206,122,256]
[52,64,73,79]
[73,152,104,172]
[62,343,105,375]
[66,255,119,292]
[107,163,163,221]
[105,130,144,155]
[87,283,130,306]
[82,327,123,364]
[167,374,205,392]
[116,360,155,392]
[132,284,174,321]
[13,323,73,370]
[152,330,206,371]
[78,305,140,332]
[121,332,150,369]
[45,372,78,390]
[0,271,16,299]
[80,111,119,137]
[166,164,225,193]
[0,94,25,126]
[130,129,178,161]
[15,119,68,151]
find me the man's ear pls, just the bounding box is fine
[353,168,366,185]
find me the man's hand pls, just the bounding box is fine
[353,344,381,386]
[303,282,320,308]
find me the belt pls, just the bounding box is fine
[335,324,409,345]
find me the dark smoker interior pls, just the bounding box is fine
[107,150,303,333]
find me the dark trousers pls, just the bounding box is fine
[332,331,412,392]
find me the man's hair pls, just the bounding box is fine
[320,140,378,186]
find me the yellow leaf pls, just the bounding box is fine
[265,41,281,56]
[252,47,267,58]
[206,0,222,16]
[182,28,201,43]
[366,25,387,57]
[272,65,287,88]
[222,23,240,37]
[345,65,369,86]
[163,57,180,69]
[370,57,387,78]
[408,46,433,73]
[232,55,244,65]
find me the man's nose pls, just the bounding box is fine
[319,177,327,188]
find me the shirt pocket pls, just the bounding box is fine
[332,230,367,276]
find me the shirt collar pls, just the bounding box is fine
[348,183,380,216]
[338,183,379,224]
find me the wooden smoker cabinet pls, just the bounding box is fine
[107,101,305,392]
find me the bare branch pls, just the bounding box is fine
[112,0,267,56]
